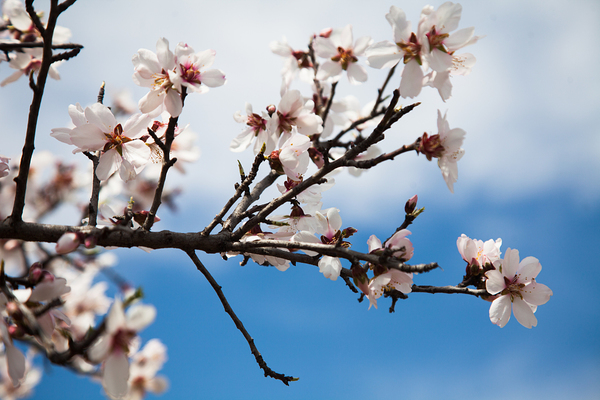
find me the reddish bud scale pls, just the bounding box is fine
[419,132,445,161]
[268,150,285,175]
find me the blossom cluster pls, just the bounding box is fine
[0,151,169,399]
[457,235,553,328]
[0,0,71,86]
[0,0,555,397]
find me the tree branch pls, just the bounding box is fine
[186,249,297,385]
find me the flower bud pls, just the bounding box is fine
[56,232,81,255]
[28,262,44,284]
[405,195,418,214]
[268,150,285,175]
[266,104,276,116]
[84,235,97,249]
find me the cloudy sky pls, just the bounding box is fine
[1,0,599,399]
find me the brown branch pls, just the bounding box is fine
[186,249,297,385]
[411,285,487,297]
[371,64,397,116]
[0,42,83,51]
[231,92,411,241]
[344,141,419,170]
[143,88,187,230]
[10,1,63,225]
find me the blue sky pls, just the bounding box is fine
[1,0,599,399]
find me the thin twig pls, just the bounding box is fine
[143,89,187,230]
[186,249,297,385]
[10,0,62,225]
[203,149,267,236]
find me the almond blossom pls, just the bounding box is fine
[89,298,156,399]
[230,103,277,154]
[365,5,426,98]
[126,339,169,400]
[132,38,225,117]
[456,234,502,270]
[363,230,414,309]
[0,48,62,87]
[51,103,152,181]
[291,208,349,281]
[367,229,414,262]
[0,294,26,388]
[313,25,371,84]
[367,268,414,310]
[132,38,182,116]
[270,37,315,94]
[485,248,553,328]
[366,3,480,100]
[277,131,311,181]
[271,90,323,145]
[169,43,226,94]
[419,110,465,192]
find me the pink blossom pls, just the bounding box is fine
[52,103,152,181]
[419,110,465,192]
[132,38,182,116]
[313,25,372,84]
[271,90,323,144]
[270,37,315,94]
[365,6,426,98]
[0,48,62,87]
[456,234,502,269]
[278,131,311,181]
[127,339,169,400]
[367,229,414,262]
[230,103,277,154]
[0,294,26,388]
[485,248,553,328]
[367,268,414,309]
[169,43,226,94]
[89,298,156,399]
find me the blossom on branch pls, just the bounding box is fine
[132,38,225,117]
[230,103,277,154]
[89,298,157,399]
[313,24,372,84]
[419,110,465,192]
[485,248,553,328]
[365,3,480,100]
[457,234,502,271]
[51,103,152,181]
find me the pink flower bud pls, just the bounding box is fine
[28,263,44,283]
[405,195,418,214]
[84,235,97,249]
[56,232,81,254]
[266,104,276,116]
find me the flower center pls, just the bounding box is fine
[331,47,357,70]
[179,62,202,85]
[426,26,450,53]
[397,32,422,65]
